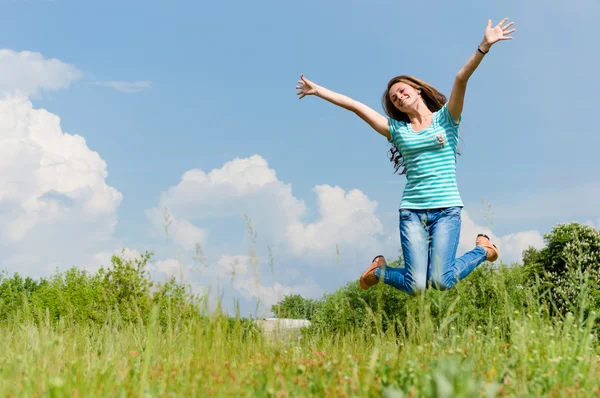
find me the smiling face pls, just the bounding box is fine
[382,75,447,123]
[388,81,421,112]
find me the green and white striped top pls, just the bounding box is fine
[388,102,463,210]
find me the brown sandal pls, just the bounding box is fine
[360,255,386,290]
[476,234,499,262]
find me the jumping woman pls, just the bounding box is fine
[296,18,515,295]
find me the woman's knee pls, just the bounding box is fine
[405,278,428,295]
[430,275,456,291]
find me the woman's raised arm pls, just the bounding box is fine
[297,74,390,139]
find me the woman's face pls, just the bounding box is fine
[388,81,420,112]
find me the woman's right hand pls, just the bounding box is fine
[296,74,318,99]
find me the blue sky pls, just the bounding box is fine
[0,0,598,316]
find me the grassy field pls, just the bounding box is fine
[0,291,599,397]
[0,221,599,397]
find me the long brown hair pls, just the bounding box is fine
[381,75,447,175]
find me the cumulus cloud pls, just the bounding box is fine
[146,209,208,251]
[0,49,82,97]
[233,278,323,314]
[458,211,545,265]
[0,95,122,275]
[287,185,384,254]
[153,155,306,246]
[153,258,191,281]
[153,254,251,285]
[147,252,323,316]
[212,254,322,314]
[92,81,152,93]
[151,155,389,260]
[151,155,548,273]
[168,218,208,251]
[143,154,561,316]
[216,255,251,279]
[0,48,127,276]
[0,49,150,97]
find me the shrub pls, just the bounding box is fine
[525,222,600,316]
[29,267,104,324]
[98,251,154,323]
[270,294,321,320]
[305,263,533,338]
[309,277,409,335]
[0,251,205,327]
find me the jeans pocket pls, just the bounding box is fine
[442,206,462,218]
[399,209,413,221]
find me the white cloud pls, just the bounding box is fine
[233,278,323,315]
[169,218,208,251]
[216,254,322,313]
[152,155,388,259]
[147,258,209,302]
[146,209,208,251]
[148,253,323,316]
[458,211,545,265]
[0,95,122,275]
[153,155,306,246]
[153,258,192,282]
[160,254,251,284]
[287,185,384,254]
[150,155,548,281]
[92,81,152,93]
[217,254,251,279]
[0,49,82,97]
[145,155,558,314]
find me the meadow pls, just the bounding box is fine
[0,221,599,397]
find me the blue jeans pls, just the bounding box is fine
[375,206,487,295]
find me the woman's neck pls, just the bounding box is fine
[406,106,433,125]
[406,102,432,125]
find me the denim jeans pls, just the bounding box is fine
[375,206,487,295]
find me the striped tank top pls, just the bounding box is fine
[388,102,463,209]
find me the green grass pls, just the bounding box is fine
[0,220,599,396]
[0,291,599,397]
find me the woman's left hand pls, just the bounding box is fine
[481,18,516,51]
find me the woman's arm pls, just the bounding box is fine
[448,18,516,123]
[297,75,390,139]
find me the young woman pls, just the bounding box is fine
[296,18,515,295]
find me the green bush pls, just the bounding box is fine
[309,275,409,335]
[524,222,600,316]
[29,267,104,324]
[0,273,47,321]
[270,221,600,340]
[303,262,534,339]
[428,263,534,329]
[270,294,321,320]
[0,251,204,327]
[98,251,154,323]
